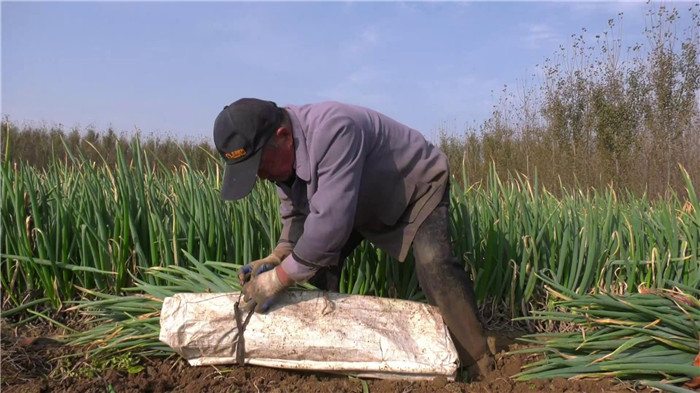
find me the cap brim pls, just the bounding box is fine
[221,150,263,201]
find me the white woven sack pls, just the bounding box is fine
[159,290,459,380]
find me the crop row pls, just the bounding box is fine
[1,139,698,318]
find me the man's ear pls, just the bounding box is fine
[276,126,291,138]
[276,126,293,147]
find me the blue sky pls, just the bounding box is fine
[2,1,695,142]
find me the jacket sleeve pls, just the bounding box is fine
[273,185,305,259]
[290,122,365,271]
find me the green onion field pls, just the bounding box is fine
[1,136,698,390]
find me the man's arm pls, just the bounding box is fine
[280,123,366,282]
[241,122,366,311]
[273,185,305,260]
[238,185,305,285]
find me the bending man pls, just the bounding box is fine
[213,98,492,379]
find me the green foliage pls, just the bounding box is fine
[2,133,697,320]
[1,137,279,310]
[59,352,144,379]
[1,137,696,391]
[62,253,243,359]
[513,275,700,388]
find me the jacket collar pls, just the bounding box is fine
[284,105,310,182]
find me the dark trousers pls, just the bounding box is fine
[309,191,489,366]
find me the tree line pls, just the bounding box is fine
[0,123,216,173]
[439,5,700,198]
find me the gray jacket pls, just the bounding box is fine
[274,102,449,276]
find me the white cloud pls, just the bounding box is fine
[520,23,561,49]
[361,26,379,44]
[342,25,382,57]
[347,66,380,84]
[207,10,324,76]
[315,65,392,108]
[397,2,419,13]
[455,75,477,86]
[418,74,499,134]
[567,1,645,18]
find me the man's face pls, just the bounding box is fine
[257,128,295,182]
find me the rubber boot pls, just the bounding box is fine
[412,201,492,380]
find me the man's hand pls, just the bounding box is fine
[240,267,293,312]
[238,254,282,285]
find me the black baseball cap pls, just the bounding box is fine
[213,98,283,200]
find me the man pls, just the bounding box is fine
[213,98,493,379]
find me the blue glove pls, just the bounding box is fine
[238,254,282,285]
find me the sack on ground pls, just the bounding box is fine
[159,290,459,380]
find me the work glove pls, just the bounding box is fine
[240,267,293,313]
[238,254,282,285]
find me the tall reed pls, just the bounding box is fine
[1,138,698,319]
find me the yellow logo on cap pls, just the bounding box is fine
[225,149,247,160]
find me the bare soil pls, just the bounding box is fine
[1,320,654,393]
